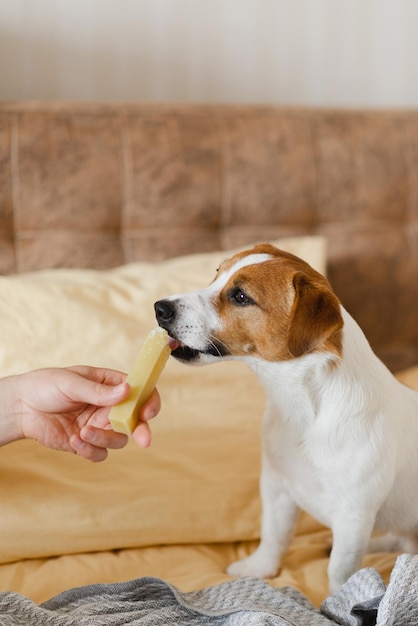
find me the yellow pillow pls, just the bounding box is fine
[0,237,326,563]
[396,365,418,390]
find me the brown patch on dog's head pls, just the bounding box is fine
[212,244,343,361]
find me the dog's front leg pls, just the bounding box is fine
[227,462,298,579]
[328,509,376,593]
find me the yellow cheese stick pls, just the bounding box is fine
[109,327,171,435]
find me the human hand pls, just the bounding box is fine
[1,366,161,462]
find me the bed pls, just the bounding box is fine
[0,102,417,622]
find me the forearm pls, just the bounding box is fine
[0,375,25,447]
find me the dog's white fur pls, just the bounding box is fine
[154,244,418,592]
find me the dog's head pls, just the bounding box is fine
[155,244,343,365]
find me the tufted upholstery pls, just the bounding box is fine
[0,102,417,371]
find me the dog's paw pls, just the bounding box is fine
[227,554,278,579]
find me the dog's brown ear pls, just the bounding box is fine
[288,273,343,357]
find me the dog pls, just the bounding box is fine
[154,243,418,592]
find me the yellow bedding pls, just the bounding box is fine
[0,236,414,607]
[0,512,399,607]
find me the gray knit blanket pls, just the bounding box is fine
[0,554,416,626]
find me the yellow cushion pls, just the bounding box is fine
[0,237,326,563]
[396,365,418,390]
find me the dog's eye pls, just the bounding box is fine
[230,288,254,306]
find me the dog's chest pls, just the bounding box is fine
[262,409,338,526]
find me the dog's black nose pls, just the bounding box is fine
[154,299,176,324]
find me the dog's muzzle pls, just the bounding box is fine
[154,298,229,362]
[154,298,201,362]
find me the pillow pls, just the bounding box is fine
[0,236,326,563]
[396,365,418,390]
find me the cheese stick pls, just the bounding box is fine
[109,327,171,435]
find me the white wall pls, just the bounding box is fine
[0,0,417,107]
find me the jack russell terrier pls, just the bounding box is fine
[154,243,418,592]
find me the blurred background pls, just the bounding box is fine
[0,0,417,108]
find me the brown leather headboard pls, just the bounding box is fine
[0,102,417,371]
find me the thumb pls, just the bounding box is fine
[68,376,131,407]
[94,381,131,406]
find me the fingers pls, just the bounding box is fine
[69,381,161,459]
[130,388,161,448]
[70,435,109,462]
[81,425,128,449]
[71,427,129,463]
[131,421,152,448]
[140,388,161,422]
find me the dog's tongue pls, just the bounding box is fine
[168,336,180,351]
